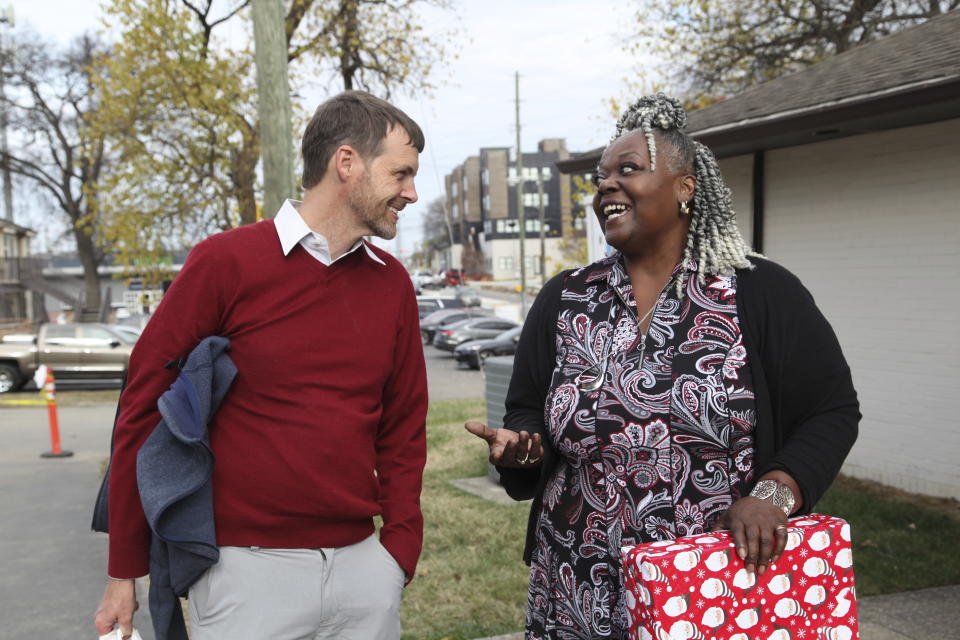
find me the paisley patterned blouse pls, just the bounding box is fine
[526,254,757,639]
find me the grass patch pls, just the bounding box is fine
[403,400,960,637]
[817,474,960,596]
[401,398,530,640]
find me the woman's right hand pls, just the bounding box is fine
[464,420,544,468]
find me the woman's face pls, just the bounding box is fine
[592,130,694,257]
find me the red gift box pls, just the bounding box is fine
[621,514,859,640]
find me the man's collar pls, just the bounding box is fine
[273,199,385,266]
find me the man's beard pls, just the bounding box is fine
[349,173,397,240]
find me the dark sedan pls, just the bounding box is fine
[432,317,519,352]
[419,308,489,344]
[453,326,521,369]
[417,296,465,319]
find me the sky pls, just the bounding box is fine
[7,0,659,258]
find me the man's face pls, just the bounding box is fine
[348,126,419,240]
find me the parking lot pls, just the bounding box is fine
[417,284,523,381]
[423,342,486,401]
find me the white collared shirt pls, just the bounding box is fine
[273,199,385,267]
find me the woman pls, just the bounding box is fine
[466,93,859,639]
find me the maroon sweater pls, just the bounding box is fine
[107,221,428,580]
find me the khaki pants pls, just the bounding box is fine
[188,534,405,640]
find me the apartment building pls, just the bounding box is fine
[444,138,586,281]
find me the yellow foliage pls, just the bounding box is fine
[88,0,458,284]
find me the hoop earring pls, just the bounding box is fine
[679,200,690,216]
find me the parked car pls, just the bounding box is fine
[0,322,134,393]
[417,296,465,319]
[432,316,519,352]
[453,326,522,369]
[411,269,443,290]
[419,308,489,344]
[110,324,143,344]
[454,285,482,307]
[442,269,464,286]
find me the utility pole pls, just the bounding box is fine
[252,0,295,219]
[514,71,527,316]
[537,170,546,285]
[0,6,14,222]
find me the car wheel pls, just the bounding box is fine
[477,350,493,367]
[0,364,22,394]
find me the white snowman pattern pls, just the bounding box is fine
[621,514,859,640]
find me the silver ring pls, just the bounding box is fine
[517,453,530,465]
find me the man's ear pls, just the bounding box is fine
[334,145,357,182]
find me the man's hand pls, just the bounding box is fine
[712,498,788,576]
[94,578,138,637]
[464,420,544,468]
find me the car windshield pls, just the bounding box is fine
[111,327,141,344]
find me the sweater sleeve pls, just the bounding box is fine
[107,237,231,578]
[744,259,860,512]
[498,270,566,501]
[376,279,428,582]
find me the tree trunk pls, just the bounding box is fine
[232,125,261,225]
[339,0,358,90]
[252,0,296,218]
[73,218,102,316]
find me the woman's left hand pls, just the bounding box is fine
[712,498,788,576]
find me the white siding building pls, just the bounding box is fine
[559,11,960,499]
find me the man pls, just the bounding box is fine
[94,90,428,640]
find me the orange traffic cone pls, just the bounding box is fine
[40,369,73,458]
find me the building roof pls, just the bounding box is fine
[558,10,960,172]
[0,218,36,237]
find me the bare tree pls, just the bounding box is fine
[1,31,111,314]
[632,0,959,96]
[420,196,451,265]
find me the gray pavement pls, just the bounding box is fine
[0,404,155,639]
[423,342,486,401]
[1,345,957,639]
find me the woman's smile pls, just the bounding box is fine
[601,201,632,224]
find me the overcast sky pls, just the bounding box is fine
[8,0,657,258]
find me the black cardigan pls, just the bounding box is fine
[499,257,860,564]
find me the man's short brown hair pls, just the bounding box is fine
[301,90,425,189]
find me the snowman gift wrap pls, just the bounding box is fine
[621,514,859,640]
